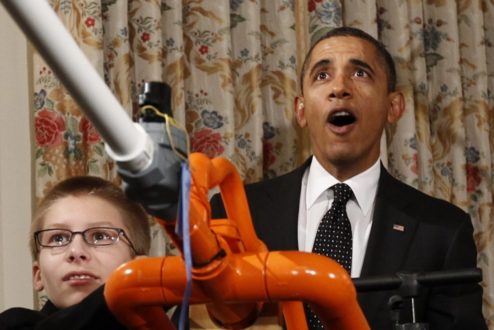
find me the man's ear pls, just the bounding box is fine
[294,96,307,127]
[387,91,405,124]
[32,261,44,291]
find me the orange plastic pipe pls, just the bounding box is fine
[104,153,369,329]
[185,153,266,327]
[208,156,267,254]
[264,251,366,329]
[105,251,368,329]
[103,257,174,330]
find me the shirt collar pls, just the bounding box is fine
[306,156,380,216]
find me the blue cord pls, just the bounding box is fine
[176,161,191,330]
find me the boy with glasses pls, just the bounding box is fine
[1,176,152,328]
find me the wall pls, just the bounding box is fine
[0,4,34,309]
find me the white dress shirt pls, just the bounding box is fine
[297,156,380,278]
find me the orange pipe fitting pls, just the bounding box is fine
[188,153,267,255]
[208,156,267,254]
[187,153,269,327]
[104,257,173,330]
[264,251,367,330]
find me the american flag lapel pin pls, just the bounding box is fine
[393,224,405,232]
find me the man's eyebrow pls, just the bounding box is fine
[307,59,331,78]
[350,58,375,75]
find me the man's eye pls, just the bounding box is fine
[316,72,329,80]
[354,69,369,78]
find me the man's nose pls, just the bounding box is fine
[329,74,351,99]
[66,234,90,262]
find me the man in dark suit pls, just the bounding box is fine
[211,27,486,329]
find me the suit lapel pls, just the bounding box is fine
[358,167,419,321]
[256,159,311,251]
[269,178,300,250]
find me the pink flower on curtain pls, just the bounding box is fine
[35,109,65,146]
[85,17,95,27]
[199,45,209,55]
[308,0,323,12]
[466,164,481,193]
[191,128,224,158]
[79,116,101,144]
[141,32,150,42]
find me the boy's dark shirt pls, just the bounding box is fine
[0,286,125,329]
[0,285,184,329]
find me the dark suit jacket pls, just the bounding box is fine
[211,159,486,330]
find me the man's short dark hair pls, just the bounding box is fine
[299,26,397,93]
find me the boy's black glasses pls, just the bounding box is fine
[34,227,137,255]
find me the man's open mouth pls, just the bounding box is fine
[328,111,357,127]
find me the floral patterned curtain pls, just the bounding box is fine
[32,0,493,327]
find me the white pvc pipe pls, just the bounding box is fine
[1,0,153,173]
